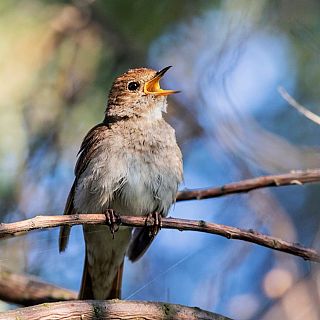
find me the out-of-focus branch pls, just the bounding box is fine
[278,86,320,125]
[0,214,319,262]
[0,300,231,320]
[0,268,76,306]
[176,169,320,201]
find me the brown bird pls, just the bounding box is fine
[59,66,183,300]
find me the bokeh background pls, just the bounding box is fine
[1,1,320,319]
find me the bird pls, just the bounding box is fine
[59,66,183,300]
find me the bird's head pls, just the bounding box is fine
[105,66,179,122]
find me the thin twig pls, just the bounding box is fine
[176,169,320,201]
[0,214,319,262]
[0,299,231,320]
[278,86,320,125]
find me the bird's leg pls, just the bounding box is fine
[104,209,121,239]
[145,212,162,237]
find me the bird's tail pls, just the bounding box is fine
[79,252,124,299]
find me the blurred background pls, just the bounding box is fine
[0,0,320,319]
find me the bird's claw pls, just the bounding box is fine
[104,209,120,239]
[146,212,162,237]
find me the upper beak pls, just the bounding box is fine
[144,66,180,96]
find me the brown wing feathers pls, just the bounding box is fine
[58,180,76,252]
[59,124,107,252]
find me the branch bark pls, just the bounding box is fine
[0,170,319,317]
[176,169,320,201]
[0,268,77,306]
[0,300,231,320]
[0,214,319,262]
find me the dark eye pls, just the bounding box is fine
[128,81,140,91]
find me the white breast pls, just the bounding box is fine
[74,118,182,218]
[75,145,178,217]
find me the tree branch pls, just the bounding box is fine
[0,268,77,306]
[176,169,320,201]
[278,86,320,125]
[0,300,231,320]
[0,214,319,262]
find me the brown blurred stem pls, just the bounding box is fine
[0,268,76,306]
[0,300,231,320]
[0,214,319,262]
[176,169,320,201]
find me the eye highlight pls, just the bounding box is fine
[128,81,140,91]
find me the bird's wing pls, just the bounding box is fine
[127,227,155,262]
[59,123,108,252]
[75,123,108,177]
[58,180,76,252]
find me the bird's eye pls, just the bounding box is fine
[128,81,140,91]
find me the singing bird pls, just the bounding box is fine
[59,66,183,299]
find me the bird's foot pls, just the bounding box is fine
[104,209,121,239]
[145,212,162,237]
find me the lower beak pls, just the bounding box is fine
[144,66,180,96]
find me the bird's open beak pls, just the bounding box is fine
[144,66,180,96]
